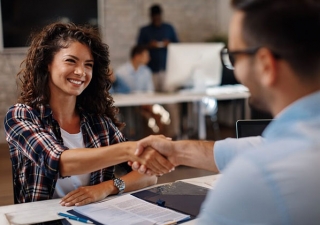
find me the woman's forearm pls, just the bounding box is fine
[91,171,157,197]
[59,141,136,177]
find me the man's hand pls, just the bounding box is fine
[149,40,159,48]
[129,135,177,175]
[162,39,170,47]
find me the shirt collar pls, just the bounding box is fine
[38,103,89,123]
[263,90,320,139]
[128,61,142,73]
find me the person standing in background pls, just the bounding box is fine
[137,4,179,92]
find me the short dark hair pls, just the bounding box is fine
[231,0,320,78]
[130,45,148,59]
[150,4,162,16]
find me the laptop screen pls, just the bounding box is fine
[236,119,272,138]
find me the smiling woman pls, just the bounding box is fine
[3,22,174,205]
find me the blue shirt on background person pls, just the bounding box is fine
[110,75,131,94]
[115,61,154,93]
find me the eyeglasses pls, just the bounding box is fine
[220,46,261,70]
[220,46,281,70]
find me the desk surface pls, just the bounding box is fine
[113,85,249,107]
[0,175,220,225]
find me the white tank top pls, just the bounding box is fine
[52,128,91,198]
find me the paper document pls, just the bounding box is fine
[74,194,190,225]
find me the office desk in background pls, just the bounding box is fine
[113,85,250,139]
[113,85,249,106]
[0,175,220,225]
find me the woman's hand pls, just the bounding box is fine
[60,182,113,207]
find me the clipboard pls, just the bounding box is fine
[131,181,209,218]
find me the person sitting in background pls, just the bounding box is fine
[114,45,154,93]
[113,45,168,137]
[4,22,173,205]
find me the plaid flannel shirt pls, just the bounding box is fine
[4,103,126,203]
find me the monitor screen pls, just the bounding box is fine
[0,0,103,53]
[164,43,224,92]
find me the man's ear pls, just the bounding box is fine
[255,48,278,87]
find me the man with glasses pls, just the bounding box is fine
[131,0,320,224]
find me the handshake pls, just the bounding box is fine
[127,135,217,176]
[128,135,176,176]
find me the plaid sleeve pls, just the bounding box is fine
[104,117,127,145]
[4,104,67,180]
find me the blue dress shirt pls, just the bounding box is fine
[197,91,320,225]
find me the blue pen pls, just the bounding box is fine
[58,212,94,224]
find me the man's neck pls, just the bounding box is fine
[131,59,141,71]
[271,82,320,116]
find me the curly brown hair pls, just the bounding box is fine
[17,22,124,128]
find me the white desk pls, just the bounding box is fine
[112,85,249,107]
[113,85,250,139]
[0,175,220,225]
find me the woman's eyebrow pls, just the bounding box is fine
[65,55,94,62]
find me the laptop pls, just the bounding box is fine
[236,119,272,138]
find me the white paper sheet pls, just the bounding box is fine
[74,194,190,225]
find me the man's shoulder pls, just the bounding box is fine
[140,24,153,31]
[162,22,174,28]
[140,23,174,30]
[240,138,311,163]
[139,65,152,74]
[230,138,320,181]
[162,22,176,30]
